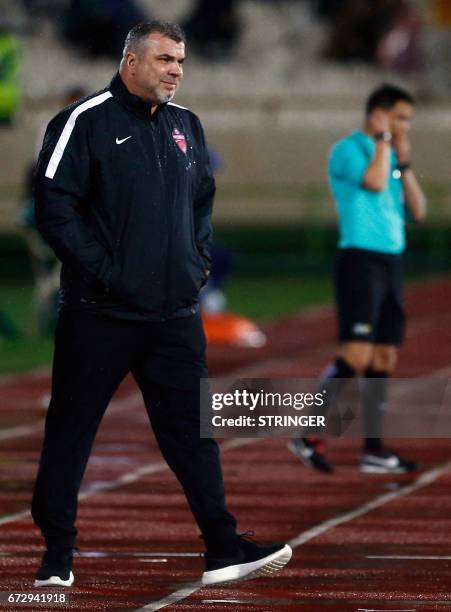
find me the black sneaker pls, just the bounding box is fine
[287,437,334,473]
[360,449,418,474]
[202,532,292,586]
[34,548,74,587]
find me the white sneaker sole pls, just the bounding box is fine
[201,544,292,586]
[360,464,406,474]
[34,571,74,587]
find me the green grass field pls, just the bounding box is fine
[0,282,54,374]
[225,276,333,321]
[0,277,333,375]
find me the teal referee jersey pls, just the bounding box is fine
[328,130,406,254]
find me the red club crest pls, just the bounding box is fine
[172,127,187,154]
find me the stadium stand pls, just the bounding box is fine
[0,0,450,229]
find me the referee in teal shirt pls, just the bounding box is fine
[289,84,426,474]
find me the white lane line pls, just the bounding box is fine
[0,422,44,442]
[137,582,202,612]
[202,601,253,605]
[0,550,200,558]
[288,459,451,548]
[0,392,141,442]
[78,461,168,498]
[137,458,451,611]
[367,555,451,560]
[0,509,30,527]
[0,433,256,527]
[80,552,201,558]
[79,438,256,499]
[0,471,186,524]
[0,462,166,527]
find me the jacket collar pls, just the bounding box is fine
[109,72,165,120]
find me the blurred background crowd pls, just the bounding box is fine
[0,0,450,367]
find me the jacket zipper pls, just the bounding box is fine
[150,118,170,320]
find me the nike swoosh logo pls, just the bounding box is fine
[116,136,132,144]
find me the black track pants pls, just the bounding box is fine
[31,309,237,551]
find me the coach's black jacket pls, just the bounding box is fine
[34,73,214,321]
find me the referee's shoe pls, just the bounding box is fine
[287,437,334,473]
[202,532,292,586]
[360,449,418,474]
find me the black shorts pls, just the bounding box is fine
[335,248,405,345]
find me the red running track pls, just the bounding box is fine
[1,277,451,611]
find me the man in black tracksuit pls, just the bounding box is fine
[31,20,291,588]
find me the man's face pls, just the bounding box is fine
[387,100,414,138]
[131,33,185,105]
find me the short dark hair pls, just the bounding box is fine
[365,84,414,115]
[122,20,185,56]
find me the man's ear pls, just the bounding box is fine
[126,52,137,70]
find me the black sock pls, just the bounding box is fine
[319,356,357,399]
[303,357,356,440]
[362,367,389,453]
[332,356,356,377]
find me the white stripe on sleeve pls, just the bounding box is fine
[167,102,189,110]
[45,91,112,180]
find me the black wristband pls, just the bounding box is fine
[397,162,411,174]
[374,131,392,142]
